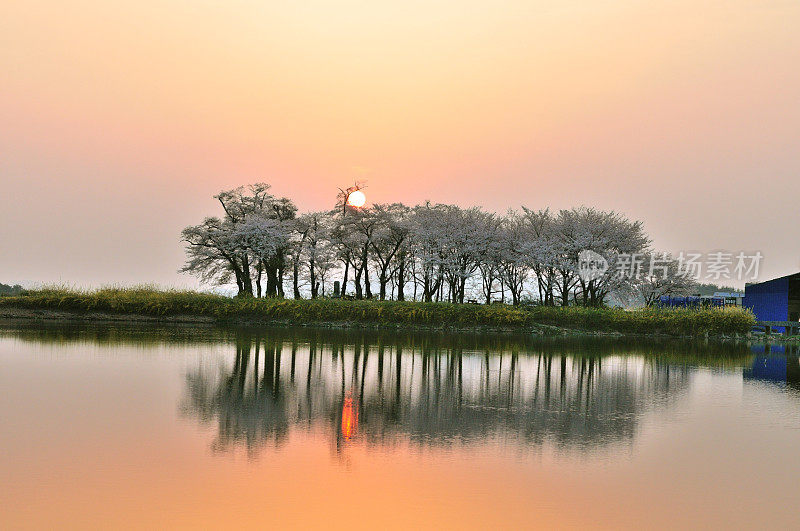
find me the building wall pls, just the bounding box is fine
[744,276,789,323]
[789,275,800,321]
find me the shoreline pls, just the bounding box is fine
[0,288,757,340]
[0,305,759,342]
[0,306,574,335]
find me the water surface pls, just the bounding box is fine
[1,324,799,529]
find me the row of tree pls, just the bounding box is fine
[0,283,23,296]
[181,183,694,306]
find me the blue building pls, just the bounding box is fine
[657,295,724,308]
[743,273,800,327]
[712,291,744,306]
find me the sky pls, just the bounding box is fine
[1,0,799,289]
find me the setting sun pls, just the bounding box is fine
[347,190,366,208]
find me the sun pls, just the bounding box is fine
[347,190,366,208]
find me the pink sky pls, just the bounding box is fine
[1,0,799,288]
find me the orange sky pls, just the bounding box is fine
[1,0,799,287]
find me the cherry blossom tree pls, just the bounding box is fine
[181,183,295,297]
[182,183,655,307]
[369,203,411,300]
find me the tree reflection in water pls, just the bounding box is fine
[180,330,749,457]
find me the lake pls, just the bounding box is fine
[1,323,799,529]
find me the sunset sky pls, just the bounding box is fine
[2,0,799,288]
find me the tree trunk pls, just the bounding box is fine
[241,255,253,296]
[310,257,318,298]
[354,265,363,299]
[293,260,301,299]
[423,272,432,302]
[233,267,245,296]
[265,266,278,297]
[396,259,405,301]
[362,245,372,299]
[255,262,263,298]
[276,257,285,298]
[341,259,349,297]
[378,265,390,300]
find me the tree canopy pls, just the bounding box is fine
[181,184,691,306]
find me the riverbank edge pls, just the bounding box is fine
[0,306,581,335]
[0,288,756,338]
[0,306,754,341]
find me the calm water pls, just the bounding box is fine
[2,324,799,530]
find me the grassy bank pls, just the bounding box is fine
[0,287,756,336]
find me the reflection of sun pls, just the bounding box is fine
[346,190,366,208]
[341,396,358,439]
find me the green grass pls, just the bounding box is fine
[0,287,756,336]
[523,304,755,336]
